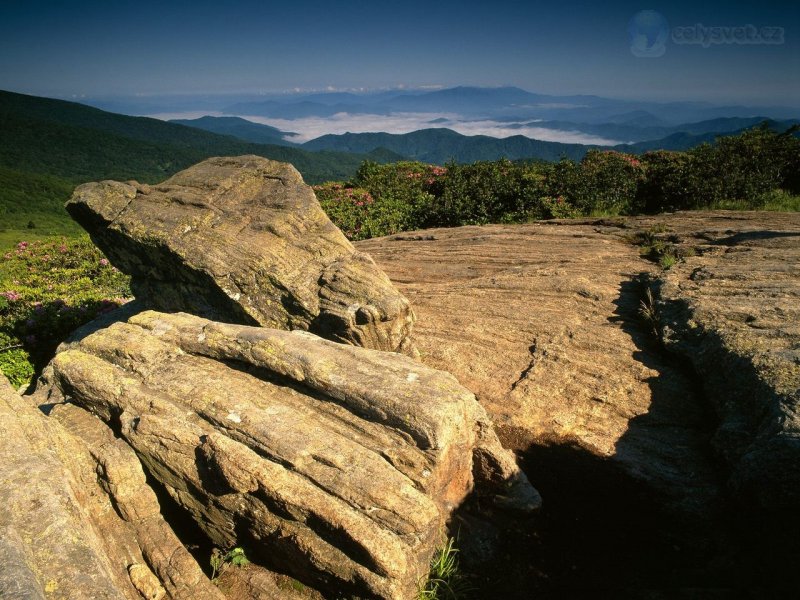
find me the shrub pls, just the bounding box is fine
[547,151,645,215]
[431,159,551,226]
[353,160,441,229]
[210,547,250,582]
[314,126,800,243]
[313,183,378,240]
[314,161,444,239]
[432,160,514,225]
[0,236,131,387]
[686,125,800,206]
[637,150,697,212]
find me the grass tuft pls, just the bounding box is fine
[418,537,471,600]
[638,287,661,337]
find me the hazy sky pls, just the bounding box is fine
[1,0,798,105]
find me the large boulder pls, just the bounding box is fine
[39,310,540,600]
[66,156,416,355]
[0,374,224,600]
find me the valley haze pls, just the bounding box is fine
[87,85,800,150]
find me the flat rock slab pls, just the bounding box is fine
[358,222,721,518]
[359,212,800,591]
[66,156,416,355]
[42,310,539,600]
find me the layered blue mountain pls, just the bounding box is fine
[209,86,800,124]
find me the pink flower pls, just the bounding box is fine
[99,258,110,267]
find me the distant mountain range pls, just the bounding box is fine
[151,86,800,162]
[201,86,800,126]
[169,115,799,164]
[508,116,799,144]
[169,116,298,146]
[2,86,798,236]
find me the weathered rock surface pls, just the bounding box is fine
[359,222,721,518]
[0,374,223,600]
[66,156,416,355]
[359,211,800,593]
[629,212,800,512]
[39,310,539,599]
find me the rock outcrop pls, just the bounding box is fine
[359,211,800,594]
[0,374,223,600]
[38,310,540,600]
[632,212,800,586]
[66,156,416,355]
[635,212,800,512]
[359,222,721,519]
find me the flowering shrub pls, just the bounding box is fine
[0,236,131,388]
[431,159,531,226]
[314,161,443,239]
[538,196,581,219]
[548,150,647,216]
[313,183,376,239]
[312,127,798,242]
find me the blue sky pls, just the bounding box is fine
[0,0,797,105]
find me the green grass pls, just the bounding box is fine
[418,537,470,600]
[705,189,800,212]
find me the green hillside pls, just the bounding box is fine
[0,90,397,239]
[0,167,82,242]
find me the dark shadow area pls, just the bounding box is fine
[81,223,261,326]
[141,464,218,575]
[452,440,694,599]
[449,273,764,599]
[16,299,146,395]
[61,298,148,345]
[711,230,800,246]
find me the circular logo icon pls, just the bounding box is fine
[628,10,669,57]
